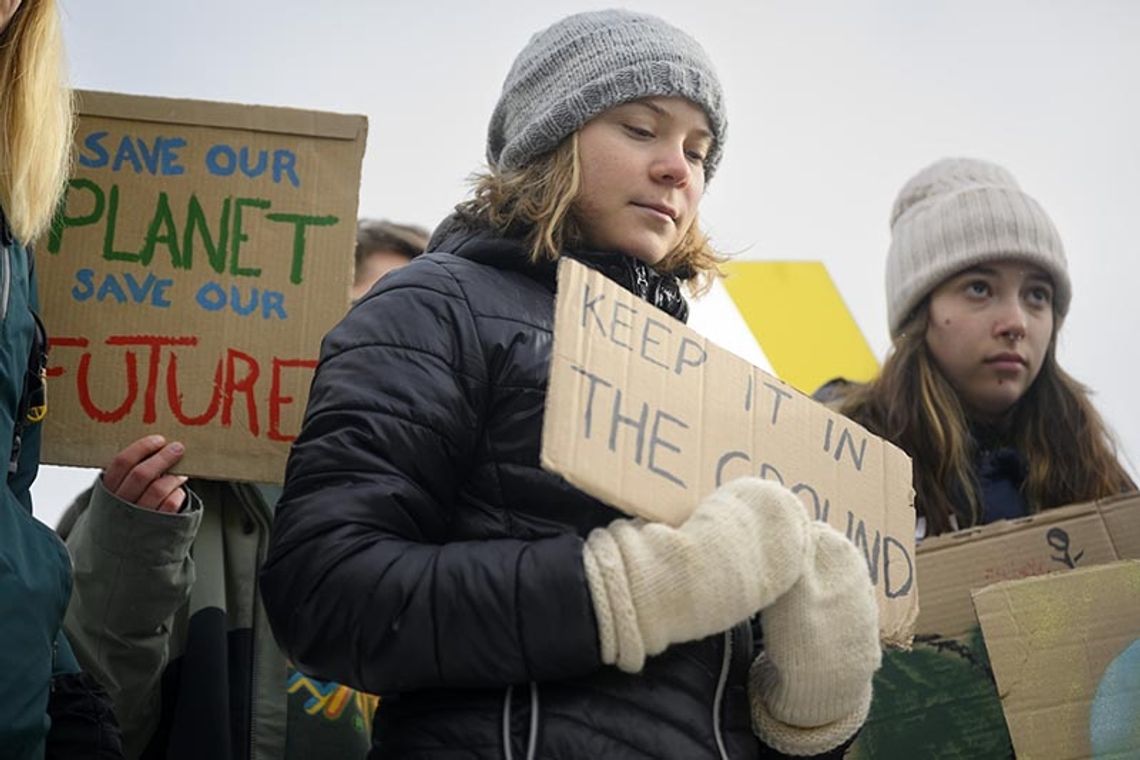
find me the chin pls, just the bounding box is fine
[627,240,672,266]
[612,232,673,266]
[972,394,1024,421]
[632,251,668,266]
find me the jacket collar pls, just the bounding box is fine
[427,214,690,323]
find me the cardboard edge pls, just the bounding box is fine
[870,437,918,648]
[917,499,1102,555]
[76,89,368,141]
[539,259,575,481]
[970,582,1028,700]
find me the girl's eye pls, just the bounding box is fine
[685,149,707,165]
[965,280,990,297]
[1026,286,1053,306]
[622,124,654,139]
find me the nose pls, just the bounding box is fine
[993,296,1028,342]
[650,142,692,187]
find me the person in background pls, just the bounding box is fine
[0,1,123,756]
[351,218,429,303]
[260,10,882,759]
[830,157,1134,538]
[54,216,428,759]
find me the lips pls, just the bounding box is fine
[984,352,1027,367]
[632,201,678,222]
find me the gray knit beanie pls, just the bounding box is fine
[487,9,726,180]
[885,157,1071,336]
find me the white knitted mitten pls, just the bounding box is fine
[582,477,810,674]
[749,521,882,756]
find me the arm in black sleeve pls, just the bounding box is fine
[259,260,600,694]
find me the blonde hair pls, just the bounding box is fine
[840,303,1134,535]
[0,0,73,243]
[455,133,723,294]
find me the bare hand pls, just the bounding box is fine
[102,435,189,513]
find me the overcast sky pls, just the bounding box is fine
[34,0,1140,526]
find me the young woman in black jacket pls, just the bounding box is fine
[261,10,881,758]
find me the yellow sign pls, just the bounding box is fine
[722,261,878,395]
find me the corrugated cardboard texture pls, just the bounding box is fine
[37,90,367,483]
[973,560,1140,759]
[541,258,918,645]
[915,492,1140,638]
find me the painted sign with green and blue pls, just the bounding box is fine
[38,90,367,483]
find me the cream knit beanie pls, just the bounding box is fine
[885,158,1071,336]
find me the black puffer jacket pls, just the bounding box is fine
[261,223,800,759]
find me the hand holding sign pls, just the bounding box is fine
[749,521,881,754]
[582,477,810,674]
[102,434,188,513]
[542,258,918,646]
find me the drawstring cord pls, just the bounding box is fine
[502,682,540,760]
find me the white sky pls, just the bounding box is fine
[33,0,1140,527]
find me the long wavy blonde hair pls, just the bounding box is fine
[0,0,73,243]
[840,302,1135,535]
[455,132,723,294]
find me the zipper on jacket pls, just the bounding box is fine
[10,308,47,476]
[50,636,60,691]
[1,244,11,322]
[713,630,732,760]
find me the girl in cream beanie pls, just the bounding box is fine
[840,157,1132,537]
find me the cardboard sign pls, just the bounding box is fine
[38,90,366,483]
[974,560,1140,759]
[847,492,1140,759]
[541,258,917,645]
[914,492,1140,638]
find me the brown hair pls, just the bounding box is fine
[840,302,1134,535]
[455,132,723,294]
[355,219,430,269]
[0,0,73,243]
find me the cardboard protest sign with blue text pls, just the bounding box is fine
[541,258,918,645]
[38,90,367,483]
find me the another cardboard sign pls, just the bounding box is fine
[38,90,367,483]
[847,492,1140,759]
[914,493,1140,638]
[974,560,1140,759]
[541,258,917,645]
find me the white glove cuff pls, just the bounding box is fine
[582,527,647,673]
[581,543,617,665]
[749,653,873,756]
